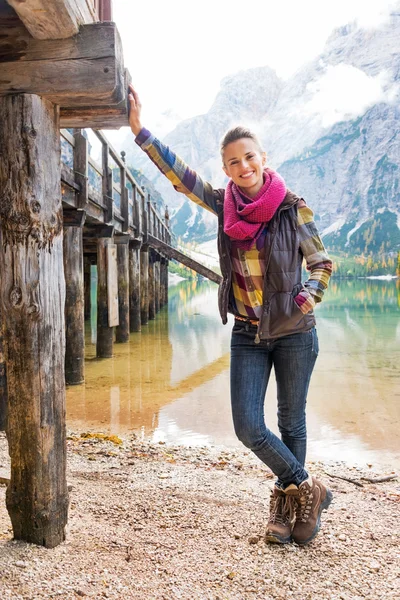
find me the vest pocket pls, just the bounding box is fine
[267,291,305,338]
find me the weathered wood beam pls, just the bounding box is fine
[148,252,155,321]
[63,212,86,385]
[6,0,96,40]
[154,256,160,313]
[0,20,125,108]
[129,244,141,332]
[96,237,113,358]
[147,234,222,285]
[140,248,149,326]
[115,237,129,343]
[60,69,131,129]
[160,257,169,307]
[84,257,91,321]
[0,304,7,431]
[0,94,68,547]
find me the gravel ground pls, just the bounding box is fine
[0,430,399,600]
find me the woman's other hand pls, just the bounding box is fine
[128,84,143,136]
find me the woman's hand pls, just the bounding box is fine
[128,84,143,136]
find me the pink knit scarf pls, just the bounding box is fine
[223,169,287,250]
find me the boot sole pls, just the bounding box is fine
[294,489,333,546]
[264,532,292,544]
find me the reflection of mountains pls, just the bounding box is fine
[66,281,231,432]
[310,279,400,459]
[67,313,173,432]
[323,279,400,313]
[67,279,400,466]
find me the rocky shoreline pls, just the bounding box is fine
[0,431,399,599]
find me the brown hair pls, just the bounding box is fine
[220,126,263,159]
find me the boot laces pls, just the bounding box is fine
[269,494,294,525]
[296,487,314,523]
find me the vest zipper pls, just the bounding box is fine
[254,202,296,344]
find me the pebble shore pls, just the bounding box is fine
[0,431,399,600]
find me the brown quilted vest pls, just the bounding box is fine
[215,189,316,341]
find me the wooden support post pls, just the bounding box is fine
[129,244,141,333]
[159,259,164,308]
[97,237,114,358]
[0,94,68,547]
[160,258,169,307]
[154,256,161,313]
[115,238,130,343]
[148,251,156,321]
[73,130,88,209]
[140,247,149,326]
[120,166,129,234]
[0,306,7,432]
[84,257,91,321]
[63,212,85,385]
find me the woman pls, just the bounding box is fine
[128,85,333,546]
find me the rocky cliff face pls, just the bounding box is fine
[124,7,400,253]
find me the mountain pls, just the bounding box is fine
[279,103,400,254]
[123,6,400,254]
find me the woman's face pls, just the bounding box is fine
[222,138,266,198]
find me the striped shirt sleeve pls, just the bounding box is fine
[296,204,332,313]
[135,128,220,215]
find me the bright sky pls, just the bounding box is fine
[110,0,395,138]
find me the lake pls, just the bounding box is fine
[66,277,400,469]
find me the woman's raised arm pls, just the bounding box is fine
[128,85,220,215]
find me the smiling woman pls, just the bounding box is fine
[127,83,335,548]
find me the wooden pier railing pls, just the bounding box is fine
[60,128,171,246]
[59,127,221,388]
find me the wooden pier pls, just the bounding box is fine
[60,126,172,376]
[0,0,221,548]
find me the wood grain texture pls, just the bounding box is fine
[60,68,131,129]
[160,258,169,307]
[0,21,125,108]
[63,225,85,385]
[0,94,68,547]
[106,243,119,327]
[129,246,141,333]
[73,131,89,209]
[147,235,222,285]
[0,304,7,431]
[140,249,149,326]
[154,257,160,313]
[96,237,113,358]
[6,0,96,40]
[115,239,129,343]
[148,252,155,321]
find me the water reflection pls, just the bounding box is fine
[66,278,400,468]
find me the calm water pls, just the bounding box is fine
[66,277,400,469]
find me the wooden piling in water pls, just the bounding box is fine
[140,248,149,325]
[97,237,114,358]
[63,214,85,385]
[84,257,91,321]
[129,244,141,332]
[154,256,161,313]
[148,251,156,320]
[0,94,68,547]
[160,257,169,307]
[115,238,130,343]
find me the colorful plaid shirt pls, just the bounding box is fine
[136,128,332,319]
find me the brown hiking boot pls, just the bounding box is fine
[286,476,333,545]
[265,486,294,544]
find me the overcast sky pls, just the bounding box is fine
[108,0,395,141]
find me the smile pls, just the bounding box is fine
[240,171,255,179]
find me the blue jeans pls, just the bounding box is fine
[230,322,319,488]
